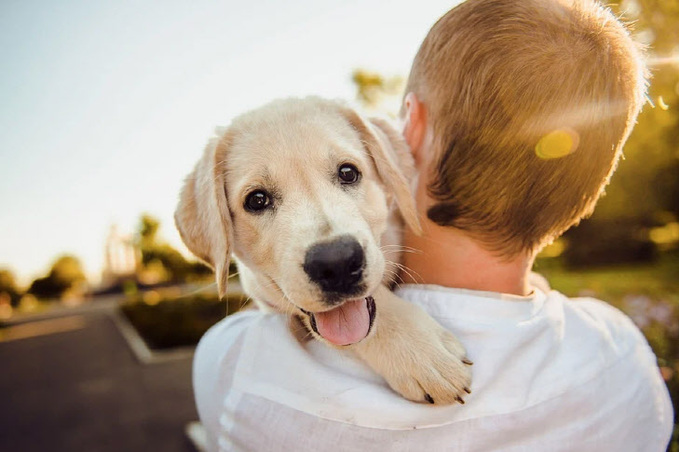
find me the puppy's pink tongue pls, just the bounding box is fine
[314,298,370,346]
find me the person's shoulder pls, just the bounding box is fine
[196,309,256,356]
[557,292,674,445]
[549,290,664,389]
[193,310,257,389]
[193,309,295,449]
[556,292,648,350]
[195,309,288,366]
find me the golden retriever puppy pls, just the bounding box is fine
[175,97,472,404]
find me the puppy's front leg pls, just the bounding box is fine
[350,285,472,405]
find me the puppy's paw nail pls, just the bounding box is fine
[455,396,465,405]
[462,357,473,366]
[464,386,472,394]
[424,394,435,404]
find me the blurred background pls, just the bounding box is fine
[0,0,677,451]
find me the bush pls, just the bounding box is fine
[0,269,21,307]
[120,291,249,349]
[27,255,86,301]
[563,218,658,268]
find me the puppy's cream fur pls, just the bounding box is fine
[176,97,471,404]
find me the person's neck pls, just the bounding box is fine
[401,219,535,297]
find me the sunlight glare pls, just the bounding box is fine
[647,54,679,68]
[535,129,579,160]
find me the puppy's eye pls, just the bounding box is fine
[338,163,361,185]
[244,190,271,212]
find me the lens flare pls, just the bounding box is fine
[535,129,579,160]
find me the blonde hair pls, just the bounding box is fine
[405,0,647,255]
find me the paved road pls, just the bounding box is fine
[0,308,199,452]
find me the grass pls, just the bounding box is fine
[535,252,679,306]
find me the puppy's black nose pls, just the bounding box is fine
[303,235,365,295]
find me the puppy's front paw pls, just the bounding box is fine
[352,286,472,405]
[383,326,472,405]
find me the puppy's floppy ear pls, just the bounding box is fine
[175,131,234,298]
[340,107,422,235]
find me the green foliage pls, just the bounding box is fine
[351,69,405,113]
[27,255,86,301]
[139,214,160,247]
[120,292,248,349]
[0,268,21,307]
[136,214,213,283]
[562,218,658,267]
[536,252,679,303]
[654,161,679,217]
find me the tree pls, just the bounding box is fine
[27,255,86,300]
[136,214,212,283]
[351,69,405,115]
[0,268,21,307]
[140,214,161,248]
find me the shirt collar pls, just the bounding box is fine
[395,284,547,323]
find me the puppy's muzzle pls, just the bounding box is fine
[303,235,365,297]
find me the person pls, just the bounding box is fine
[193,0,674,450]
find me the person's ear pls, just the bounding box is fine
[402,92,428,166]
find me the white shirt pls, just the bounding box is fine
[193,285,673,452]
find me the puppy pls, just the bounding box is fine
[175,97,472,404]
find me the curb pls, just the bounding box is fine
[108,310,195,364]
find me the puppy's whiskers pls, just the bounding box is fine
[380,245,422,256]
[390,261,425,285]
[178,282,219,298]
[382,267,404,288]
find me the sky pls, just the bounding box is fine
[0,0,461,286]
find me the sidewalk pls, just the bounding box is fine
[0,303,199,452]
